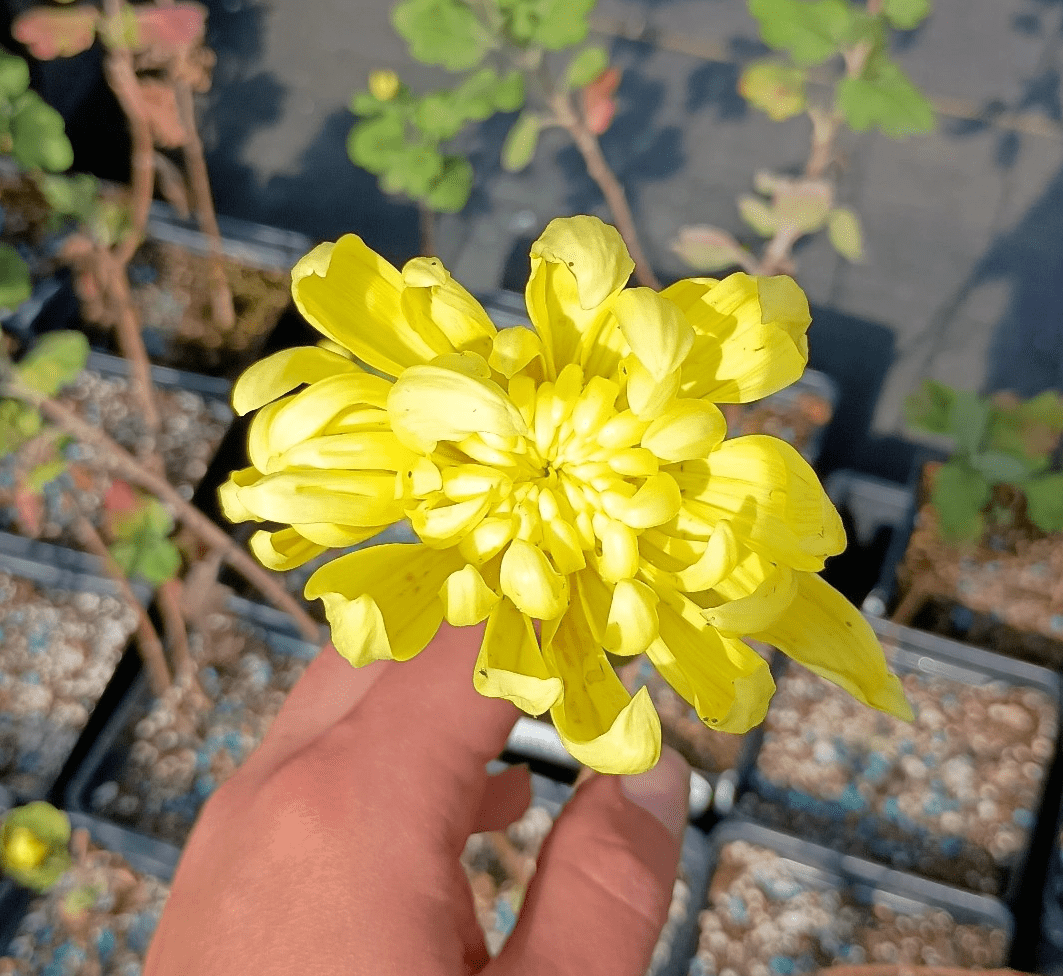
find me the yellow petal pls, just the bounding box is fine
[499,539,567,619]
[648,588,776,732]
[703,563,798,634]
[490,326,546,380]
[292,522,391,547]
[270,431,417,474]
[593,513,639,582]
[218,466,264,523]
[442,465,511,502]
[596,409,649,449]
[602,472,682,530]
[665,520,738,591]
[441,564,501,625]
[623,355,680,420]
[539,490,587,574]
[605,578,660,655]
[751,572,913,721]
[292,236,436,376]
[410,496,492,548]
[304,544,464,665]
[675,435,845,572]
[642,399,727,462]
[543,574,661,774]
[248,527,327,571]
[526,215,633,377]
[388,364,527,453]
[458,515,518,565]
[232,346,360,416]
[664,272,811,404]
[613,288,694,380]
[474,598,563,715]
[236,470,405,527]
[400,256,496,360]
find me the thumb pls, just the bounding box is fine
[490,747,689,976]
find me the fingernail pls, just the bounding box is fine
[620,746,689,843]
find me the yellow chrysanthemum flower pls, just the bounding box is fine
[220,215,911,774]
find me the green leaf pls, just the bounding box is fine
[737,194,779,236]
[10,94,74,172]
[530,0,595,48]
[881,0,930,29]
[415,92,466,140]
[931,460,990,542]
[401,145,446,197]
[748,0,858,66]
[670,225,750,273]
[738,59,807,121]
[424,156,473,213]
[826,207,864,261]
[110,536,181,585]
[452,68,506,121]
[350,90,386,116]
[771,178,833,232]
[0,243,31,310]
[1,801,73,893]
[904,378,953,434]
[16,331,89,395]
[0,52,30,98]
[493,70,525,112]
[34,172,98,221]
[25,458,67,493]
[1025,474,1063,534]
[837,57,935,138]
[392,0,493,70]
[949,389,989,457]
[501,111,540,173]
[567,46,609,89]
[346,114,407,173]
[969,448,1034,486]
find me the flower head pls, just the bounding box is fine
[221,215,911,774]
[1,801,72,892]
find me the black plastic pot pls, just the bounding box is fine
[696,818,1015,972]
[0,531,150,805]
[730,612,1062,909]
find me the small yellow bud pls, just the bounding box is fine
[369,69,400,102]
[3,825,49,872]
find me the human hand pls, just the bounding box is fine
[144,622,690,976]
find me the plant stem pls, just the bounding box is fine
[158,577,212,708]
[418,202,436,257]
[73,515,172,697]
[550,92,661,290]
[2,379,323,644]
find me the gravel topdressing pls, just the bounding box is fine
[0,572,136,800]
[738,646,1059,895]
[690,838,1009,976]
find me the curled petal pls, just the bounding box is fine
[623,355,680,420]
[499,539,567,620]
[602,472,681,530]
[648,589,776,733]
[292,522,390,547]
[664,272,810,404]
[675,435,845,572]
[388,364,526,453]
[751,572,913,721]
[593,513,639,583]
[490,326,545,379]
[642,399,727,462]
[304,544,464,666]
[293,236,438,375]
[543,575,661,774]
[235,470,405,527]
[474,598,562,715]
[218,466,264,523]
[669,520,739,591]
[270,431,416,474]
[232,346,360,416]
[248,527,326,571]
[605,578,660,655]
[411,496,493,548]
[612,288,694,381]
[400,256,496,359]
[441,564,501,625]
[703,562,798,634]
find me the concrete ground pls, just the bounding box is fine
[180,0,1063,480]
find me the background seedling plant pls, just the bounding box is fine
[672,0,936,278]
[348,0,662,286]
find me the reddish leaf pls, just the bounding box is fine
[139,79,186,147]
[12,7,98,60]
[581,66,621,136]
[103,478,137,515]
[134,3,207,52]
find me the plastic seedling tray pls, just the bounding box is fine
[84,349,233,405]
[0,532,150,805]
[732,612,1061,906]
[693,818,1014,974]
